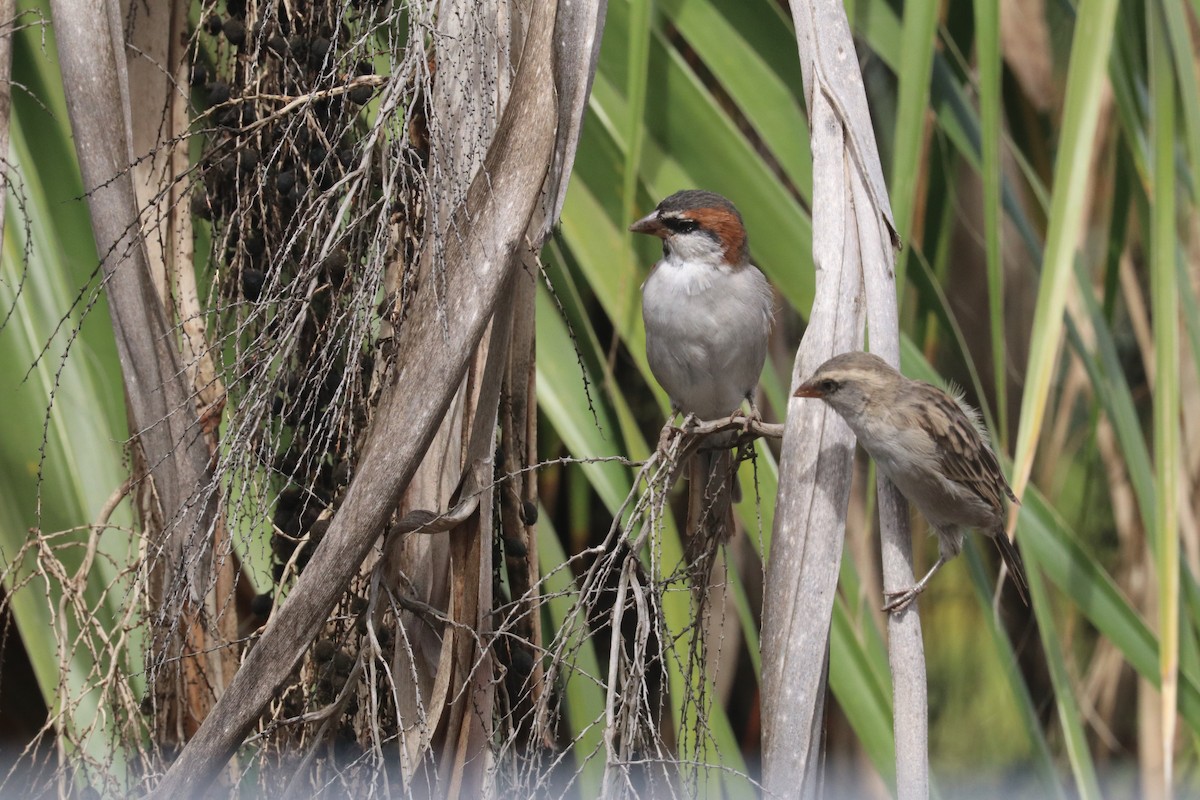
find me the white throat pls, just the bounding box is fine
[655,237,732,296]
[663,231,726,266]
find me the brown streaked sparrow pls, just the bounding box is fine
[631,190,774,562]
[793,351,1028,612]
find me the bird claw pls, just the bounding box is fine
[676,413,702,440]
[881,585,923,614]
[735,400,762,435]
[881,557,944,613]
[658,412,699,451]
[658,423,682,451]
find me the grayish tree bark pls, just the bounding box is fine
[763,1,926,798]
[145,0,608,791]
[49,0,217,602]
[384,0,605,782]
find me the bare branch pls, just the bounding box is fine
[671,414,785,443]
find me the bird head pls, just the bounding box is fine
[793,351,903,425]
[629,189,749,267]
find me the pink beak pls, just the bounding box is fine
[629,211,667,238]
[793,382,823,399]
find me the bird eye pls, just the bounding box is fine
[820,379,838,394]
[663,216,699,235]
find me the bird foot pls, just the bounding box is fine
[882,585,924,614]
[734,399,763,435]
[658,412,699,451]
[881,557,945,613]
[658,423,682,451]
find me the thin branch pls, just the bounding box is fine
[70,478,132,586]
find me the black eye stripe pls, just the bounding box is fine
[660,216,700,234]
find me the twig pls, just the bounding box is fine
[667,414,785,444]
[230,75,389,135]
[71,478,132,586]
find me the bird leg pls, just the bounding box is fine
[881,556,948,613]
[746,395,762,421]
[659,413,706,496]
[734,395,763,435]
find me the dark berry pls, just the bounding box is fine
[250,593,273,617]
[271,525,297,555]
[347,84,373,106]
[189,63,207,87]
[213,154,237,180]
[222,18,246,47]
[308,36,331,68]
[243,230,266,257]
[203,15,223,35]
[190,192,212,220]
[313,639,336,663]
[509,645,534,676]
[275,170,296,195]
[323,250,349,287]
[287,179,308,204]
[332,650,354,675]
[206,81,230,106]
[237,148,259,172]
[503,536,528,558]
[242,268,266,301]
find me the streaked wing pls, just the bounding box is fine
[911,381,1016,512]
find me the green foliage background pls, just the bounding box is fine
[2,0,1199,796]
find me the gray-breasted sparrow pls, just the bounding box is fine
[794,351,1027,612]
[631,190,773,560]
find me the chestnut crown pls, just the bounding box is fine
[629,189,749,265]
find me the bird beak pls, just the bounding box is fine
[793,381,823,399]
[629,211,667,238]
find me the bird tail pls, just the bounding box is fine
[992,529,1029,605]
[685,449,738,577]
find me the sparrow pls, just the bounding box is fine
[631,190,773,564]
[793,351,1028,612]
